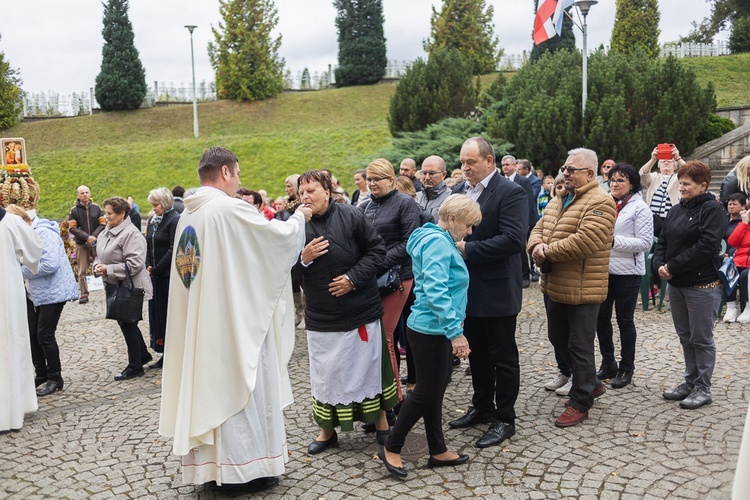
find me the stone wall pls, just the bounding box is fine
[716,106,750,127]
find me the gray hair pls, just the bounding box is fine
[501,155,516,164]
[147,187,175,209]
[567,148,598,174]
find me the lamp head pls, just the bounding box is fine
[574,0,598,16]
[185,25,197,34]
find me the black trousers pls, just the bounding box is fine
[464,315,519,422]
[546,300,600,412]
[118,320,150,371]
[26,298,66,382]
[386,327,452,456]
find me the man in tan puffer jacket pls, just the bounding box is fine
[528,147,615,428]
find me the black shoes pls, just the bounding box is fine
[378,447,407,478]
[141,354,153,366]
[465,366,472,376]
[522,278,531,289]
[476,421,516,448]
[596,363,618,380]
[452,356,461,367]
[220,476,279,496]
[307,431,338,455]
[362,410,396,432]
[37,379,64,396]
[34,377,48,388]
[448,407,491,429]
[114,367,145,381]
[150,357,163,369]
[78,296,89,304]
[679,388,712,409]
[611,370,633,388]
[427,454,470,468]
[662,382,693,401]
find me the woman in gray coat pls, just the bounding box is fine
[94,197,153,381]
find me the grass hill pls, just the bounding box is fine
[11,84,397,218]
[5,54,749,219]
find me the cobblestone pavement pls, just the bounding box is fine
[2,285,749,499]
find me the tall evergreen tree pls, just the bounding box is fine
[0,35,22,129]
[94,0,147,111]
[209,0,284,101]
[610,0,661,58]
[530,7,575,62]
[334,0,387,86]
[424,0,501,75]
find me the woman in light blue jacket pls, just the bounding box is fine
[7,205,78,397]
[378,194,481,478]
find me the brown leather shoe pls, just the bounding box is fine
[555,407,588,428]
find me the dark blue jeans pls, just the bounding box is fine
[596,274,641,373]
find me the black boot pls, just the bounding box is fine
[37,378,64,396]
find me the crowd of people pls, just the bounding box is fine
[2,139,750,494]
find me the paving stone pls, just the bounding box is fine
[1,287,748,498]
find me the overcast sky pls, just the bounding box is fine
[0,0,721,94]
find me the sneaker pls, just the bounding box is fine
[737,309,750,324]
[555,406,588,428]
[679,387,712,409]
[544,372,570,391]
[724,306,740,323]
[555,378,572,396]
[662,382,693,401]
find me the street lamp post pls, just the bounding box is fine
[574,1,597,122]
[185,25,199,139]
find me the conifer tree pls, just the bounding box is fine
[94,0,147,111]
[683,0,750,44]
[0,35,22,129]
[530,8,575,62]
[424,0,501,75]
[334,0,387,86]
[209,0,284,101]
[610,0,661,58]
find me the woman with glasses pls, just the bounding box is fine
[594,164,653,388]
[362,159,422,409]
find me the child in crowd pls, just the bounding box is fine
[537,175,555,217]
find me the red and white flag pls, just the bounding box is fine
[533,0,574,45]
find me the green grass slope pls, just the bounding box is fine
[9,84,396,218]
[679,52,750,108]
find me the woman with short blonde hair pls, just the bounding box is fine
[147,187,174,211]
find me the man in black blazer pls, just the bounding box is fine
[500,155,537,288]
[449,137,529,448]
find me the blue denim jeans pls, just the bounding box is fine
[596,274,642,373]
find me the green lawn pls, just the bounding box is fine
[10,84,397,218]
[679,52,750,108]
[4,55,746,219]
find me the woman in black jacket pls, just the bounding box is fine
[145,188,180,369]
[297,170,398,455]
[653,161,727,410]
[362,159,422,404]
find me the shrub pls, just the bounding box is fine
[697,113,737,143]
[388,48,479,136]
[378,117,512,170]
[485,49,715,170]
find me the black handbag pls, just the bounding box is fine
[376,265,403,296]
[105,262,145,322]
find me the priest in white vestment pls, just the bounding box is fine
[0,206,42,432]
[159,147,311,495]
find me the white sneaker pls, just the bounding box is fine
[555,378,573,396]
[737,309,750,324]
[544,372,570,391]
[723,303,739,323]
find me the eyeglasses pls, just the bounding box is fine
[559,166,589,173]
[609,178,628,184]
[422,171,445,177]
[365,177,386,184]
